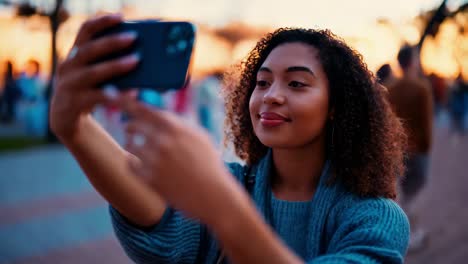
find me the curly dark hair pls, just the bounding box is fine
[223,28,407,199]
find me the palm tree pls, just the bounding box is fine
[418,0,468,49]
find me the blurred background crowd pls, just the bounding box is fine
[0,0,467,263]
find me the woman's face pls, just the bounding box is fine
[249,42,330,149]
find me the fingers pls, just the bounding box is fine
[73,14,123,47]
[120,88,139,98]
[125,123,160,181]
[124,118,175,160]
[74,31,138,65]
[126,140,154,169]
[51,89,113,114]
[57,14,138,90]
[125,119,153,132]
[122,99,156,121]
[100,86,136,103]
[80,53,140,86]
[125,121,156,146]
[80,90,114,109]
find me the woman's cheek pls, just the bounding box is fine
[249,92,259,118]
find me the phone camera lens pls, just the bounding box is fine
[166,24,193,57]
[177,40,187,50]
[169,26,182,40]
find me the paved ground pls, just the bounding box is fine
[404,127,468,263]
[0,111,466,263]
[0,145,130,264]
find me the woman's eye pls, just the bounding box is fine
[256,80,269,87]
[289,81,306,88]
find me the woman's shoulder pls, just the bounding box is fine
[334,191,407,220]
[329,190,409,238]
[326,190,409,263]
[324,191,410,258]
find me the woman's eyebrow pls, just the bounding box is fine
[258,66,316,78]
[286,66,315,77]
[258,67,272,73]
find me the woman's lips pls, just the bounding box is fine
[259,112,290,127]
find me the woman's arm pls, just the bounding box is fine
[209,184,303,264]
[62,115,166,227]
[50,14,166,228]
[109,206,203,264]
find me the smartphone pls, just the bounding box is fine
[94,20,196,92]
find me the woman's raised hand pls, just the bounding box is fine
[119,97,245,225]
[50,14,139,141]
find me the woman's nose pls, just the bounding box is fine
[263,83,286,105]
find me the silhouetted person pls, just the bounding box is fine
[17,59,45,103]
[376,63,397,88]
[429,73,448,117]
[448,73,467,136]
[387,45,433,251]
[0,61,21,123]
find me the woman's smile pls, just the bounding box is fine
[259,112,291,127]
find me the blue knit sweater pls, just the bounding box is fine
[110,151,409,263]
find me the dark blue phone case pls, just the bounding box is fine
[95,20,196,92]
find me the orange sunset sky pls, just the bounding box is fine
[0,0,466,82]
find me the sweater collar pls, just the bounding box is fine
[256,149,333,192]
[252,149,341,255]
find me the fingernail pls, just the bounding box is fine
[120,52,141,64]
[133,52,141,61]
[119,31,138,41]
[122,52,140,64]
[103,85,119,100]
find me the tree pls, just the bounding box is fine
[45,0,68,142]
[418,0,468,49]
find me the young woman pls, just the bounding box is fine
[50,14,409,264]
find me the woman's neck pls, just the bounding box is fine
[271,136,326,201]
